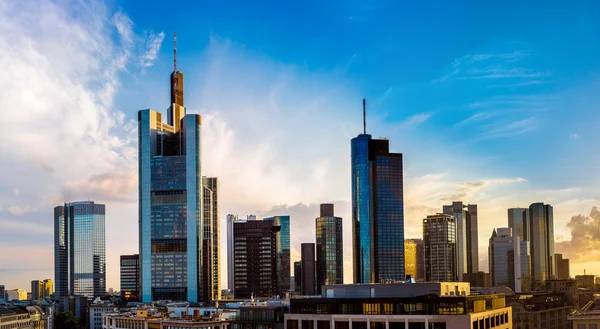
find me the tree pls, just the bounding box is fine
[54,311,79,329]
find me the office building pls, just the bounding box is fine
[509,292,572,329]
[0,306,47,329]
[59,295,88,324]
[54,201,106,298]
[463,272,491,288]
[6,289,27,301]
[507,208,528,241]
[232,218,279,299]
[293,262,302,294]
[412,238,425,281]
[443,202,479,279]
[423,214,457,282]
[226,214,256,296]
[301,243,316,296]
[351,128,405,284]
[201,182,214,304]
[285,282,512,329]
[43,279,53,298]
[316,204,343,292]
[575,275,595,290]
[488,228,530,292]
[138,40,204,302]
[264,216,291,295]
[0,285,4,301]
[89,304,118,329]
[528,203,554,289]
[31,281,43,301]
[120,254,139,302]
[554,254,570,280]
[404,239,417,280]
[202,177,221,302]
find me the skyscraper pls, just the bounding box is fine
[226,214,237,293]
[31,280,43,300]
[316,204,343,292]
[301,243,316,296]
[412,238,425,281]
[442,202,479,278]
[351,131,405,283]
[555,253,570,279]
[404,239,417,280]
[508,208,528,241]
[293,261,302,293]
[528,202,554,289]
[138,37,203,302]
[201,184,214,303]
[202,177,220,301]
[43,279,53,298]
[488,228,529,292]
[264,216,291,295]
[120,254,139,302]
[423,214,457,282]
[54,201,106,298]
[232,218,279,299]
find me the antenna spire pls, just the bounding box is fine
[363,98,366,134]
[173,32,177,72]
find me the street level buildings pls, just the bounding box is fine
[30,280,51,301]
[423,214,457,282]
[120,254,140,302]
[316,204,343,292]
[351,131,405,284]
[54,201,106,298]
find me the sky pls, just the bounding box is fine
[2,0,600,291]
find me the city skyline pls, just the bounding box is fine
[4,0,600,291]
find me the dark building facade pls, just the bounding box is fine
[264,216,291,296]
[528,203,554,289]
[316,204,343,293]
[31,281,43,301]
[351,133,405,284]
[413,238,425,281]
[423,214,457,282]
[293,262,302,294]
[462,272,491,287]
[201,184,214,304]
[202,177,221,301]
[300,243,316,296]
[120,254,139,302]
[54,201,106,298]
[233,219,280,299]
[555,253,570,280]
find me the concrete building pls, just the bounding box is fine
[6,289,27,301]
[89,304,118,329]
[546,280,579,308]
[423,214,457,282]
[55,201,106,298]
[230,306,285,329]
[59,295,88,325]
[568,307,600,329]
[120,254,139,302]
[576,275,595,290]
[463,272,491,288]
[31,281,43,301]
[226,214,256,296]
[404,239,417,280]
[43,280,52,299]
[316,204,343,293]
[554,254,570,280]
[138,39,204,302]
[102,309,229,329]
[443,202,479,279]
[285,283,512,329]
[293,262,302,294]
[301,243,316,296]
[352,128,405,284]
[412,239,425,281]
[488,228,530,292]
[508,293,572,329]
[0,306,46,329]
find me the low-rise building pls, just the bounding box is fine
[6,289,27,301]
[230,306,286,329]
[575,275,595,290]
[508,293,572,329]
[90,304,119,329]
[102,309,229,329]
[285,283,511,329]
[0,306,46,329]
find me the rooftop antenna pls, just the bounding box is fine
[173,32,177,72]
[363,98,366,134]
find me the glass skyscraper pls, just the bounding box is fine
[528,202,554,289]
[138,60,203,302]
[423,214,457,282]
[442,202,479,278]
[316,204,343,292]
[351,134,405,283]
[264,215,291,295]
[54,201,106,298]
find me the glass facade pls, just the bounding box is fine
[54,201,106,298]
[528,203,554,289]
[351,134,405,283]
[138,74,203,302]
[120,254,139,302]
[443,203,467,278]
[265,216,291,295]
[423,214,457,282]
[316,205,343,292]
[202,177,221,301]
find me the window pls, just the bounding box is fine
[577,325,585,329]
[591,325,598,329]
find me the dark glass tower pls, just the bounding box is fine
[54,201,106,298]
[528,202,554,289]
[264,216,291,295]
[138,56,203,302]
[300,243,316,296]
[316,204,343,292]
[120,254,140,302]
[423,214,457,282]
[351,134,405,283]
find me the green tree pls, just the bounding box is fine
[54,311,79,329]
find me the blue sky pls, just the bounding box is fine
[2,0,600,290]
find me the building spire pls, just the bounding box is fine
[173,32,177,72]
[363,98,366,134]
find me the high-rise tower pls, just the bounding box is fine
[442,202,479,278]
[54,201,106,298]
[423,214,457,282]
[316,204,343,292]
[351,100,405,283]
[138,34,203,302]
[528,202,554,289]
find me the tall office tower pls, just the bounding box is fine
[138,37,203,302]
[508,208,528,241]
[423,214,457,282]
[201,185,214,303]
[226,214,237,293]
[488,228,530,292]
[442,202,479,278]
[202,177,220,301]
[31,280,43,300]
[301,243,316,296]
[232,218,280,299]
[43,279,53,298]
[54,201,106,298]
[293,261,302,293]
[316,204,343,292]
[120,254,140,302]
[555,254,570,280]
[528,203,554,289]
[264,216,291,295]
[351,131,405,283]
[0,285,4,301]
[404,239,417,280]
[412,238,425,281]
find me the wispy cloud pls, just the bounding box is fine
[442,177,527,201]
[474,117,537,141]
[140,30,165,68]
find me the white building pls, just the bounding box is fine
[6,289,27,301]
[89,305,118,329]
[488,227,530,292]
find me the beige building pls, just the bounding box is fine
[0,306,46,329]
[508,293,572,329]
[404,240,417,280]
[102,309,229,329]
[568,310,600,329]
[6,289,27,301]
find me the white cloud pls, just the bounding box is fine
[140,31,165,68]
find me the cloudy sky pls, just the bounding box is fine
[2,0,600,291]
